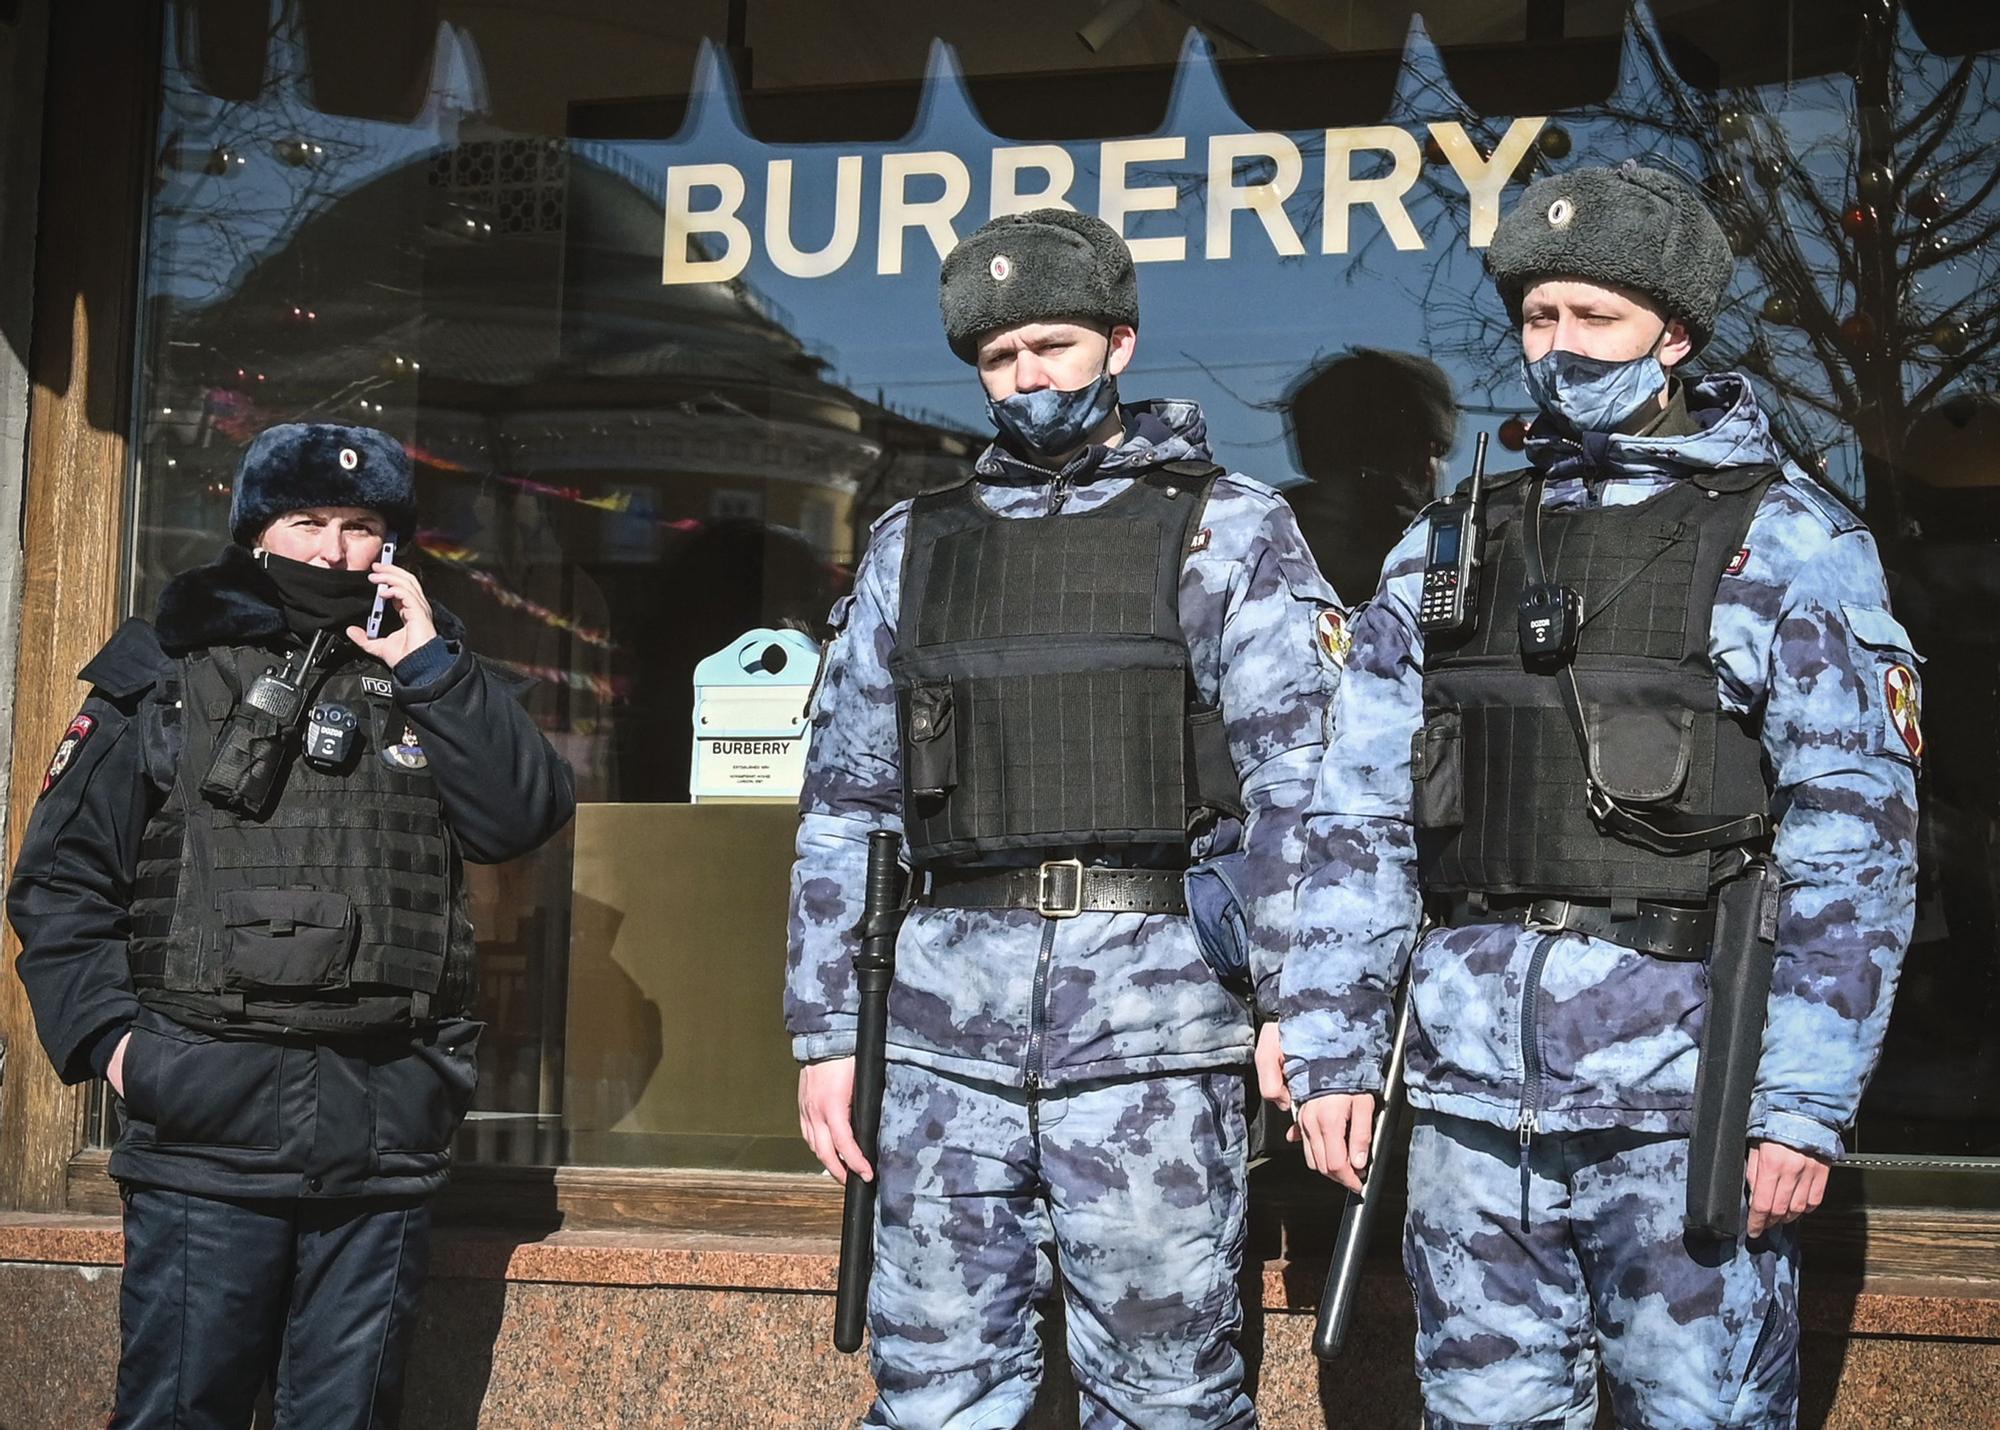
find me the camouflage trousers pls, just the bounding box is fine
[863,1061,1256,1429]
[1403,1111,1800,1430]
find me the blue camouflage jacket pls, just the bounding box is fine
[786,400,1342,1087]
[1281,375,1920,1159]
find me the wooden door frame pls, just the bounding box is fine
[0,2,156,1211]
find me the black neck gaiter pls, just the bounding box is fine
[258,552,377,638]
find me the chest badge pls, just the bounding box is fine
[380,721,430,771]
[42,713,96,793]
[362,676,393,697]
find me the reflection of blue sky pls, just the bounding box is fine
[149,4,480,306]
[602,26,1522,492]
[149,6,2000,505]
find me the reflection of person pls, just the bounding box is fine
[9,424,574,1426]
[1884,395,2000,1110]
[1282,164,1920,1426]
[1284,347,1457,601]
[786,209,1341,1425]
[625,516,841,801]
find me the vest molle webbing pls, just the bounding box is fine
[890,463,1239,866]
[129,644,475,1034]
[1416,467,1776,903]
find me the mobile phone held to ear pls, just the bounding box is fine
[367,541,399,639]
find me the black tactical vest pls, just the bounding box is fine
[128,644,475,1034]
[1415,467,1776,902]
[890,464,1239,866]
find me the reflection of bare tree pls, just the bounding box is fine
[1429,7,2000,547]
[152,7,449,303]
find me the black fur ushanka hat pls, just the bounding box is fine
[228,423,415,547]
[939,209,1140,364]
[1486,161,1732,354]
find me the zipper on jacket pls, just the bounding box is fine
[1516,932,1556,1151]
[1047,472,1071,516]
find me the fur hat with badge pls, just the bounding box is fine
[1485,160,1733,354]
[228,422,417,547]
[939,208,1140,364]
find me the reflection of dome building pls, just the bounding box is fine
[140,138,980,802]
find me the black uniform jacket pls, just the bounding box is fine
[7,545,576,1199]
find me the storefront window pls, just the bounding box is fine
[123,2,2000,1172]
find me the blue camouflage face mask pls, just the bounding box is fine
[986,369,1121,459]
[1521,332,1670,434]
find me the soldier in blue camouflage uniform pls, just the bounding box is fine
[1281,164,1920,1428]
[786,209,1342,1428]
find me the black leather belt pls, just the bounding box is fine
[923,861,1188,919]
[1438,892,1715,960]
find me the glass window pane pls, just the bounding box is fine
[122,1,2000,1170]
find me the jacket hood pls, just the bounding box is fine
[973,398,1215,485]
[154,544,466,654]
[1526,372,1793,482]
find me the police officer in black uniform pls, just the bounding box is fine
[9,423,575,1428]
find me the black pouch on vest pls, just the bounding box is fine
[216,888,358,993]
[199,707,290,817]
[1587,704,1696,805]
[1410,710,1465,828]
[902,681,957,800]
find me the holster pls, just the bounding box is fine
[1685,858,1780,1238]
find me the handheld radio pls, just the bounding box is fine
[1417,432,1487,636]
[365,540,398,640]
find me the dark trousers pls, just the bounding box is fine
[114,1186,434,1430]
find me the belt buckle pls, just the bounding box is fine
[1037,859,1085,919]
[1525,898,1572,934]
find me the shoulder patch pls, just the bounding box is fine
[1885,662,1924,761]
[42,713,96,793]
[1316,608,1352,669]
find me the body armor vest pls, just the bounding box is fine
[1415,466,1777,903]
[890,465,1239,866]
[129,644,475,1034]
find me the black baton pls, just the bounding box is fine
[1686,858,1779,1238]
[834,830,908,1354]
[1313,980,1415,1360]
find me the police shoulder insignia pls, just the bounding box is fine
[1884,662,1923,760]
[1315,608,1352,668]
[1188,527,1211,554]
[42,713,95,793]
[1725,546,1751,576]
